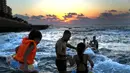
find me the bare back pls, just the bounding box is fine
[74,54,94,70]
[74,54,89,65]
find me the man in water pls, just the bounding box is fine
[55,30,76,73]
[83,37,90,48]
[89,36,99,51]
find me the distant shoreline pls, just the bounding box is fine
[0,17,49,32]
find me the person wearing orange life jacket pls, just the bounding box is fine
[10,29,42,73]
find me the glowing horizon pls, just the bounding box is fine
[7,0,130,19]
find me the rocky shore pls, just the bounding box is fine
[0,17,49,32]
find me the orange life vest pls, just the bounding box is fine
[14,37,37,65]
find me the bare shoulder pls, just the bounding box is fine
[56,39,62,46]
[56,39,62,44]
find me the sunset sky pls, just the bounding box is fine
[7,0,130,25]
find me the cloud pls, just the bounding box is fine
[99,12,130,19]
[63,12,77,19]
[46,14,59,21]
[76,14,89,20]
[63,13,88,20]
[14,14,63,25]
[62,13,92,25]
[99,13,113,18]
[62,13,89,23]
[30,15,44,20]
[108,10,117,13]
[94,11,130,25]
[77,13,84,17]
[46,14,57,18]
[70,11,130,25]
[14,10,130,25]
[68,13,77,15]
[115,12,130,18]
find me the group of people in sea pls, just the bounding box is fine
[55,30,98,73]
[7,29,99,73]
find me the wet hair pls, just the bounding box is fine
[63,30,71,35]
[77,42,86,62]
[93,36,96,39]
[28,29,42,40]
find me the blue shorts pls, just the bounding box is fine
[10,59,39,72]
[10,59,21,69]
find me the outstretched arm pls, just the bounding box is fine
[66,43,76,50]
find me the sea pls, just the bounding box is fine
[0,24,130,73]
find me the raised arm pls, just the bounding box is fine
[89,41,92,46]
[96,40,99,49]
[83,38,86,44]
[83,37,87,44]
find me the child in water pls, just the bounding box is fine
[10,29,42,73]
[69,42,94,73]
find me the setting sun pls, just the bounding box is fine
[6,0,130,24]
[1,1,130,73]
[36,0,87,18]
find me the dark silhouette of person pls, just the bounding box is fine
[68,42,94,73]
[89,36,98,51]
[55,30,76,73]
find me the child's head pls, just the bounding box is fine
[28,29,42,44]
[93,36,96,40]
[77,42,86,55]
